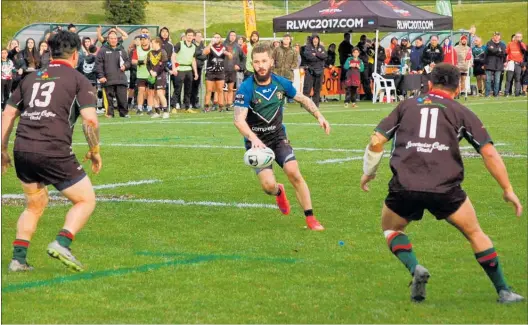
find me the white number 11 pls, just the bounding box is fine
[419,107,438,139]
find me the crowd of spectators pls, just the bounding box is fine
[2,24,527,114]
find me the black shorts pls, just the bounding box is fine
[137,79,155,90]
[14,151,86,191]
[225,71,237,84]
[155,73,167,90]
[460,72,468,76]
[244,139,296,174]
[385,186,467,221]
[206,71,225,82]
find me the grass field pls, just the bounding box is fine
[1,96,527,323]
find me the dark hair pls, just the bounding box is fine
[185,28,195,35]
[107,31,118,38]
[251,42,273,60]
[38,40,48,50]
[352,46,360,53]
[431,63,460,91]
[47,31,80,60]
[88,45,97,54]
[67,23,76,30]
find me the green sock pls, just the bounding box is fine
[475,248,509,293]
[56,229,74,248]
[13,239,30,264]
[387,232,418,275]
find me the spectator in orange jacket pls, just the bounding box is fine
[505,32,526,96]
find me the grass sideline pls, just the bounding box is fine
[2,1,527,50]
[1,96,527,323]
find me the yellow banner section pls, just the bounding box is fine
[243,0,257,39]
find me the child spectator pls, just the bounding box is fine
[344,47,364,108]
[77,45,98,85]
[1,48,14,110]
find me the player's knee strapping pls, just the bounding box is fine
[385,230,418,274]
[23,186,49,217]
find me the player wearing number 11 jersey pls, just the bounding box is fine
[1,31,101,272]
[360,63,524,304]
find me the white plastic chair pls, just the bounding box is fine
[372,72,398,104]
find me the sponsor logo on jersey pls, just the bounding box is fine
[21,110,57,121]
[406,141,450,153]
[251,125,277,132]
[36,69,58,81]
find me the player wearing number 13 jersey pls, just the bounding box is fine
[234,43,331,231]
[360,63,524,304]
[1,31,102,272]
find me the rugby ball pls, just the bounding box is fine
[244,147,275,169]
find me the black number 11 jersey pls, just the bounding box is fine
[375,90,493,193]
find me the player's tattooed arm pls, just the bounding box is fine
[82,121,100,153]
[293,93,320,117]
[293,93,331,135]
[80,107,103,174]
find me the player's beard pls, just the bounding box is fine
[255,68,271,83]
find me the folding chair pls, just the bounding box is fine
[372,72,398,104]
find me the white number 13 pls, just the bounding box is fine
[29,82,56,108]
[419,107,438,139]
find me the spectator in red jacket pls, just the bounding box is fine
[505,32,526,96]
[442,37,457,66]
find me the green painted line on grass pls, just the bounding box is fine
[135,251,300,264]
[2,252,299,293]
[2,256,215,293]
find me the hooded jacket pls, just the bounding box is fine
[303,35,327,75]
[454,42,472,72]
[77,52,97,83]
[223,31,246,73]
[95,42,130,86]
[246,31,259,72]
[159,27,174,69]
[273,43,297,81]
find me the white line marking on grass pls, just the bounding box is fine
[71,142,366,153]
[92,179,161,190]
[46,179,161,195]
[98,120,375,127]
[459,143,508,150]
[285,108,382,115]
[100,116,228,125]
[316,156,363,164]
[316,150,526,165]
[1,194,277,210]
